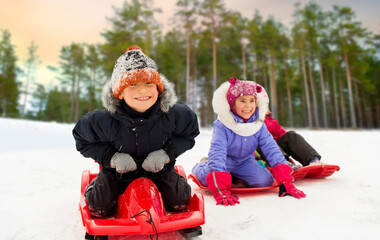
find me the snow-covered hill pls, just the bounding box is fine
[1,117,379,240]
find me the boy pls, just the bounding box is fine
[73,45,199,217]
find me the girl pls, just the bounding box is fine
[192,77,305,206]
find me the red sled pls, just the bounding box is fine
[291,163,340,180]
[79,165,205,240]
[188,173,278,194]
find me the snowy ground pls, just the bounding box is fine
[1,117,380,240]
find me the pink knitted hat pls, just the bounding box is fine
[226,77,262,110]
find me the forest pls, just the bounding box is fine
[1,0,379,128]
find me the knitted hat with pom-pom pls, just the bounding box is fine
[226,77,262,110]
[110,45,164,98]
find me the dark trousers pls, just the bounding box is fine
[259,131,321,167]
[84,168,191,217]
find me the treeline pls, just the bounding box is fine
[1,0,379,128]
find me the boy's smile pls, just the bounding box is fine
[135,96,152,101]
[119,82,159,113]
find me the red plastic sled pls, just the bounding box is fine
[291,163,340,180]
[188,173,278,194]
[79,166,205,240]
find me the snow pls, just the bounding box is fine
[1,117,379,240]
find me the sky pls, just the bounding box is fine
[1,0,379,87]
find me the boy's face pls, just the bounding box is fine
[234,95,256,119]
[119,82,159,113]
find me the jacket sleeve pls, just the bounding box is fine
[170,103,200,157]
[265,115,286,141]
[207,121,228,172]
[257,124,287,167]
[72,110,116,167]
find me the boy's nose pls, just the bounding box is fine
[136,85,147,92]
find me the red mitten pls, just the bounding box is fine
[206,171,240,206]
[272,164,306,199]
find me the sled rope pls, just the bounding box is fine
[131,210,158,240]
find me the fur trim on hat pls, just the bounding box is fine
[102,74,177,114]
[212,81,269,136]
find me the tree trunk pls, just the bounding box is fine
[186,27,190,105]
[241,39,247,80]
[251,58,256,82]
[75,76,80,122]
[317,56,328,128]
[269,53,277,117]
[341,32,357,128]
[88,69,95,112]
[361,87,371,128]
[255,53,261,83]
[211,14,217,122]
[331,65,340,128]
[262,54,269,89]
[338,74,347,128]
[191,42,197,111]
[145,29,150,55]
[300,49,312,127]
[69,74,75,123]
[353,79,363,128]
[21,65,31,118]
[211,14,217,93]
[283,55,294,127]
[307,50,319,128]
[375,96,380,128]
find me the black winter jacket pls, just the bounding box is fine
[73,75,199,175]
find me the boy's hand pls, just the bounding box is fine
[110,152,137,173]
[142,149,170,173]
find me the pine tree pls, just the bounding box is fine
[31,83,48,120]
[174,0,199,106]
[21,41,40,118]
[0,29,19,118]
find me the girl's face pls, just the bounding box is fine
[119,82,159,113]
[234,95,256,119]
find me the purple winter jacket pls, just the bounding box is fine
[207,110,286,172]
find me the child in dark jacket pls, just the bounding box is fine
[264,110,321,166]
[192,77,305,206]
[73,45,199,217]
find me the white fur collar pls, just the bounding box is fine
[212,81,268,137]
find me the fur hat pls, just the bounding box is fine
[110,45,164,98]
[226,77,262,110]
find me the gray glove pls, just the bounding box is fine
[110,152,137,173]
[142,149,170,173]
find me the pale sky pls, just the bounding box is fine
[1,0,379,86]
